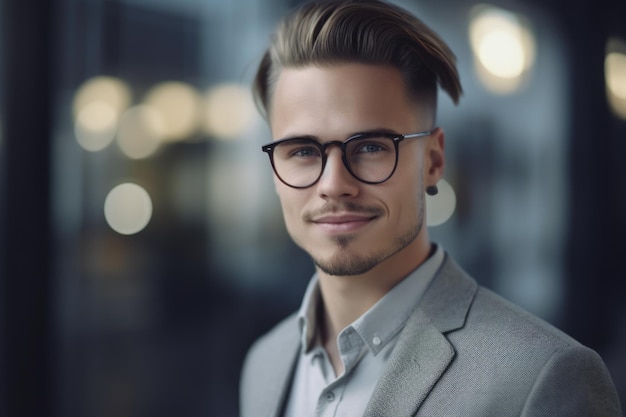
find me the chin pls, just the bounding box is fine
[311,244,385,276]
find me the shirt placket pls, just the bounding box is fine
[313,327,365,417]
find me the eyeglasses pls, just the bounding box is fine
[261,129,434,189]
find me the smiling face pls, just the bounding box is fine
[269,63,444,278]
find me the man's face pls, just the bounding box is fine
[268,63,443,277]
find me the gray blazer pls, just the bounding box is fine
[240,255,622,416]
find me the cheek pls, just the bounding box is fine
[385,171,422,219]
[390,192,418,221]
[273,175,281,195]
[276,188,303,227]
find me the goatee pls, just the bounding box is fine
[312,197,425,276]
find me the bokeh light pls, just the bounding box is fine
[116,105,165,159]
[606,53,626,99]
[73,76,132,118]
[478,31,524,78]
[74,101,118,151]
[605,38,626,119]
[202,83,257,140]
[469,5,536,94]
[143,81,200,141]
[72,76,132,152]
[104,183,153,235]
[426,179,457,227]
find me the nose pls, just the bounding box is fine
[316,146,360,199]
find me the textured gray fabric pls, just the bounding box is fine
[240,255,623,417]
[240,313,300,417]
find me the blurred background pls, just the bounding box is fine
[1,0,625,416]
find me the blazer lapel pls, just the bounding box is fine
[364,308,455,417]
[241,314,301,417]
[265,341,299,417]
[364,255,478,417]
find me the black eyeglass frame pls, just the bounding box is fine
[261,129,435,189]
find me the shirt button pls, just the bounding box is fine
[325,391,335,402]
[372,336,382,346]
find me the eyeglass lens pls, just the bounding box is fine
[271,135,397,187]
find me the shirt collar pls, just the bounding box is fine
[297,244,445,355]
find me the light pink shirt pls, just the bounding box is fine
[283,245,445,417]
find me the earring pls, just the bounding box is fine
[426,185,438,196]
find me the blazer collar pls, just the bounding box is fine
[364,254,478,417]
[419,254,478,334]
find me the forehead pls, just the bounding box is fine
[269,64,422,139]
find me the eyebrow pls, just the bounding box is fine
[276,128,401,143]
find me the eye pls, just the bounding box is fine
[290,146,321,158]
[353,138,392,154]
[357,142,385,153]
[276,140,322,160]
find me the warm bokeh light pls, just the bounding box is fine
[469,5,536,93]
[104,183,153,235]
[143,81,200,141]
[605,38,626,120]
[116,105,165,159]
[73,76,132,152]
[202,83,257,140]
[74,101,118,151]
[478,31,525,78]
[426,179,456,227]
[73,76,132,118]
[606,53,626,99]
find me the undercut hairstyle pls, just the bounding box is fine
[253,0,463,121]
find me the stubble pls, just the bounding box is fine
[311,194,425,276]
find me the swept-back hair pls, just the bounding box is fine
[253,0,462,120]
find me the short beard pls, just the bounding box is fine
[312,195,425,276]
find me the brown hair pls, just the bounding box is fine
[253,0,463,120]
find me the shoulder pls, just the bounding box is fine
[240,312,300,392]
[239,313,301,417]
[427,254,587,352]
[469,285,580,350]
[454,277,602,374]
[242,312,300,376]
[420,259,622,415]
[474,287,620,406]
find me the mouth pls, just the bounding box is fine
[311,213,378,234]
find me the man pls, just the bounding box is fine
[240,1,622,416]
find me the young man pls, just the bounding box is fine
[240,1,622,416]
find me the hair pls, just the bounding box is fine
[253,0,463,121]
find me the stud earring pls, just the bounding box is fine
[426,185,438,196]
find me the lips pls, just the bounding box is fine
[312,213,377,234]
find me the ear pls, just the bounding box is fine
[424,127,445,186]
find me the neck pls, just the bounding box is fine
[317,236,433,347]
